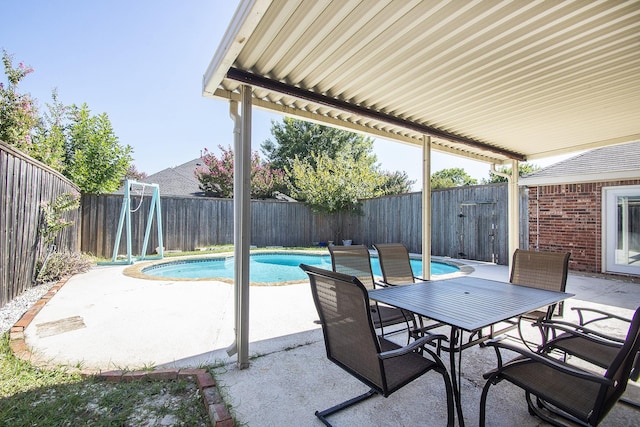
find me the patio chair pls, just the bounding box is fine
[535,306,640,408]
[328,245,414,338]
[509,249,571,349]
[373,243,443,337]
[479,305,640,427]
[299,264,454,427]
[373,243,422,286]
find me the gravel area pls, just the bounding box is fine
[0,282,56,335]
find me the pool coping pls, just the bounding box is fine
[123,248,473,285]
[123,249,330,286]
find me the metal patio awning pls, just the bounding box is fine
[204,0,640,164]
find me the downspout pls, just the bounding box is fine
[491,161,519,264]
[422,136,432,280]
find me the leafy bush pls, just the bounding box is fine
[36,252,92,284]
[40,192,80,245]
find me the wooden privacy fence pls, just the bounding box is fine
[81,184,528,266]
[356,184,528,264]
[81,194,336,257]
[0,142,80,308]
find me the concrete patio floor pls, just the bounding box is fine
[21,258,640,426]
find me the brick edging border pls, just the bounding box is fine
[7,276,234,427]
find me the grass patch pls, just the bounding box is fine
[0,334,210,426]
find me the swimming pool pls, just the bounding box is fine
[140,252,460,284]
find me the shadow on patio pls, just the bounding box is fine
[206,263,640,426]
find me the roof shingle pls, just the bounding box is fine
[521,141,640,185]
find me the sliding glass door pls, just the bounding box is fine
[604,186,640,275]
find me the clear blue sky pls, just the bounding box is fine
[2,0,564,188]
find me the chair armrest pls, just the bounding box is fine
[572,307,632,327]
[378,333,447,360]
[373,279,389,288]
[482,340,613,386]
[535,318,625,345]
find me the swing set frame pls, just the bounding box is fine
[101,179,164,265]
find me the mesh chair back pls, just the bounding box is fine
[597,306,640,422]
[301,264,385,391]
[329,245,376,290]
[510,249,570,315]
[373,243,416,285]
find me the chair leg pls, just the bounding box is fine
[437,366,455,427]
[479,375,497,427]
[371,302,386,337]
[620,396,640,409]
[315,388,377,427]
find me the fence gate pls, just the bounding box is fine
[457,201,497,263]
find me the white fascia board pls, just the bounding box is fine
[520,170,640,186]
[202,0,272,97]
[525,135,640,161]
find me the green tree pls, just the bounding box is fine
[0,50,38,148]
[2,51,132,192]
[288,151,383,213]
[31,89,67,171]
[64,103,132,193]
[262,117,377,172]
[483,163,541,183]
[195,145,287,199]
[377,170,416,195]
[288,151,384,240]
[262,117,414,196]
[431,167,478,189]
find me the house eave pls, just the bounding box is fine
[520,170,640,186]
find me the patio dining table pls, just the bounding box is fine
[368,276,574,426]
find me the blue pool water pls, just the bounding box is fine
[142,252,459,283]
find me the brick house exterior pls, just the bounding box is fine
[527,180,640,273]
[521,141,640,276]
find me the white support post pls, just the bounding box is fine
[422,136,432,280]
[508,159,520,263]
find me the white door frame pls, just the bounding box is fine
[603,185,640,275]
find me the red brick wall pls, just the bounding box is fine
[528,179,640,273]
